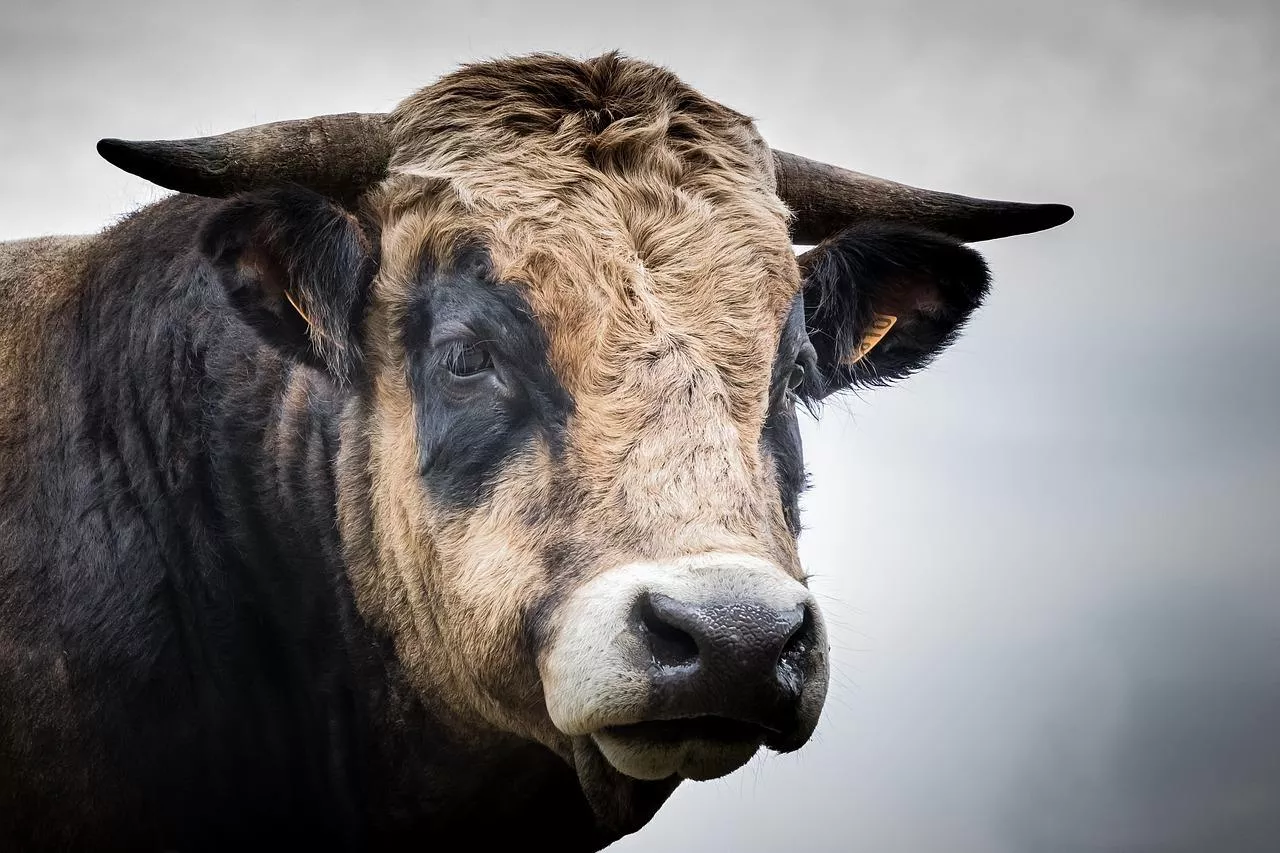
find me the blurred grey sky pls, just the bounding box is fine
[3,1,1277,851]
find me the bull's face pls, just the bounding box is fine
[364,234,823,776]
[104,52,1070,835]
[348,59,830,795]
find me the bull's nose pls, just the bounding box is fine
[637,590,817,732]
[542,552,829,781]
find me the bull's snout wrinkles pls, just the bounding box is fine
[639,592,814,732]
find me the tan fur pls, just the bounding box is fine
[339,54,807,755]
[0,235,94,433]
[0,236,98,802]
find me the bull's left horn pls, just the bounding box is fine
[97,112,392,202]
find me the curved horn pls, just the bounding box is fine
[97,113,392,201]
[773,150,1073,244]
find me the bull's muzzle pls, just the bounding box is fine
[541,553,830,782]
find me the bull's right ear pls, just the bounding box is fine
[199,186,375,384]
[797,222,991,398]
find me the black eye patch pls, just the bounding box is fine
[402,248,572,509]
[763,295,813,536]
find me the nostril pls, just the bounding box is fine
[775,604,816,701]
[639,593,700,669]
[780,603,816,663]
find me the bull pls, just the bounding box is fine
[0,52,1070,851]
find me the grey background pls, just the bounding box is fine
[3,1,1277,850]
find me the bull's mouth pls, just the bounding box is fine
[602,716,773,746]
[590,716,772,782]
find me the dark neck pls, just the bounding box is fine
[64,194,608,849]
[77,195,357,676]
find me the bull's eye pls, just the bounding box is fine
[443,342,494,377]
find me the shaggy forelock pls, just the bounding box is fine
[386,51,779,193]
[376,51,800,417]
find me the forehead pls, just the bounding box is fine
[376,54,801,383]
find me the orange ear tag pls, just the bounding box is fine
[843,313,897,365]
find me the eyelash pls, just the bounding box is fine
[442,341,495,377]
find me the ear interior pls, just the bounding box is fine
[799,223,991,395]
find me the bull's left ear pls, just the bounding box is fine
[798,222,991,397]
[199,186,375,385]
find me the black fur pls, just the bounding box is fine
[799,222,991,397]
[762,296,815,535]
[403,247,573,510]
[0,194,608,852]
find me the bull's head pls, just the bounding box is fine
[99,54,1070,836]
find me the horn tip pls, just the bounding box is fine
[96,136,229,195]
[96,137,174,182]
[96,137,136,169]
[1037,202,1075,229]
[969,202,1074,242]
